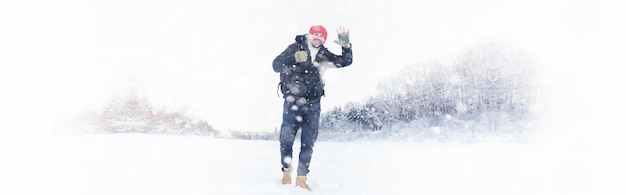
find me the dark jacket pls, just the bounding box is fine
[273,34,353,100]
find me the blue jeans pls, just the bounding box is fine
[279,97,320,176]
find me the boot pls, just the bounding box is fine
[295,176,312,191]
[281,167,292,185]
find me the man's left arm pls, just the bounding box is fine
[330,27,353,68]
[328,46,352,68]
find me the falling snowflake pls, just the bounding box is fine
[297,97,307,105]
[286,95,295,103]
[283,156,292,165]
[432,127,441,135]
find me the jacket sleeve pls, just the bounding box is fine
[325,45,353,68]
[273,43,298,73]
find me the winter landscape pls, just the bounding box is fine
[1,0,625,194]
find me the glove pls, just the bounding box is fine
[295,50,308,63]
[333,27,350,48]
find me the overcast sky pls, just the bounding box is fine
[1,0,624,135]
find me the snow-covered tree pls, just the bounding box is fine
[98,89,154,133]
[87,88,216,136]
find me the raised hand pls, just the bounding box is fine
[333,26,351,48]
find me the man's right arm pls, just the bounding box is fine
[273,44,298,73]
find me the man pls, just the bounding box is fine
[272,25,353,191]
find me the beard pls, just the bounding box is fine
[311,38,324,48]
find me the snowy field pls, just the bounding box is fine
[1,133,622,195]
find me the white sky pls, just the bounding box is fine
[1,0,624,134]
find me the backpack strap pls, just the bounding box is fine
[277,82,282,98]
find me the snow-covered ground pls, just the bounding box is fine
[1,133,622,195]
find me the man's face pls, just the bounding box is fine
[309,33,325,48]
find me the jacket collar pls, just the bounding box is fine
[295,34,327,52]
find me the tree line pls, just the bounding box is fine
[83,89,217,136]
[320,42,540,135]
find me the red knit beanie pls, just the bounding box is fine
[309,25,328,40]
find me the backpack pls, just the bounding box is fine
[277,37,308,97]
